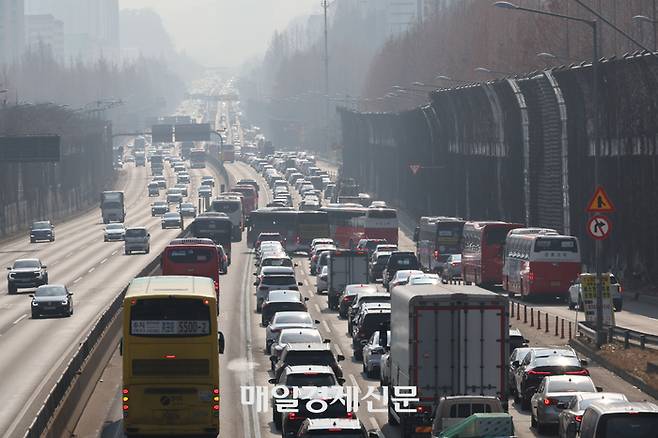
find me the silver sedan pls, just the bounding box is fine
[557,392,627,438]
[531,375,598,434]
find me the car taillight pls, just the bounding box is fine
[527,272,535,282]
[212,387,220,413]
[619,285,623,293]
[527,370,551,376]
[346,412,354,419]
[575,415,583,422]
[451,262,459,267]
[214,281,219,291]
[416,405,427,413]
[565,369,589,376]
[544,398,557,406]
[288,412,301,420]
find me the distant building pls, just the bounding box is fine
[358,0,438,37]
[25,13,64,59]
[0,0,25,66]
[25,0,118,62]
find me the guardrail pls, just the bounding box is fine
[577,321,658,349]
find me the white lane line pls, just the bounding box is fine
[88,267,95,273]
[313,303,321,313]
[100,258,108,264]
[369,417,380,431]
[349,373,360,391]
[334,345,344,357]
[111,250,118,255]
[13,314,27,325]
[321,320,330,333]
[73,277,82,284]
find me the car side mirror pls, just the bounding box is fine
[361,339,368,346]
[268,378,277,384]
[253,281,259,286]
[269,355,277,362]
[68,292,74,296]
[337,378,345,385]
[218,331,225,354]
[580,359,588,367]
[294,263,299,267]
[314,320,321,324]
[337,354,345,362]
[304,297,309,301]
[29,294,34,298]
[297,282,303,286]
[42,265,47,269]
[253,272,258,276]
[323,339,331,343]
[596,386,603,392]
[524,338,529,344]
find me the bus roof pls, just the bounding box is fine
[465,221,524,229]
[125,276,216,300]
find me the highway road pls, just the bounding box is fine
[73,157,656,438]
[0,150,221,437]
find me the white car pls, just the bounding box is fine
[362,329,390,378]
[388,269,424,290]
[103,223,125,241]
[316,265,328,294]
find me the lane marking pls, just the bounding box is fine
[313,303,321,313]
[73,277,82,284]
[88,267,95,273]
[349,373,360,391]
[111,250,118,256]
[369,417,380,431]
[334,345,344,357]
[13,314,27,325]
[321,320,330,333]
[100,258,108,264]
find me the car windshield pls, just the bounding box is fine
[286,351,334,366]
[598,413,658,438]
[547,379,595,393]
[125,229,146,237]
[278,330,322,344]
[14,260,40,268]
[164,213,180,219]
[180,203,194,209]
[263,275,296,286]
[267,291,301,301]
[273,313,313,325]
[106,224,123,230]
[35,286,66,297]
[285,373,336,387]
[32,221,50,229]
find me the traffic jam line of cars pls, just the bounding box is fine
[241,150,658,438]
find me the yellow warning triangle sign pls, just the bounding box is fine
[586,186,615,213]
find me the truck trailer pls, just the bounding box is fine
[387,283,509,437]
[327,249,369,310]
[101,191,126,223]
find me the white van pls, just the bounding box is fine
[210,196,243,242]
[124,227,150,255]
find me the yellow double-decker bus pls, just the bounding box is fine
[122,276,225,437]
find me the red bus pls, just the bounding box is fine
[321,204,366,249]
[162,238,221,297]
[231,185,258,216]
[462,221,523,287]
[364,207,398,245]
[503,229,581,299]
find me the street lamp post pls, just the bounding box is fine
[632,5,658,52]
[495,1,606,347]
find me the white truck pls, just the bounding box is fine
[100,191,125,224]
[327,250,369,310]
[387,284,509,437]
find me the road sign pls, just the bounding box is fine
[151,124,174,143]
[580,273,614,327]
[409,164,421,175]
[586,186,615,212]
[587,215,612,240]
[174,123,211,142]
[0,135,60,162]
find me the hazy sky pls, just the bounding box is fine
[119,0,318,67]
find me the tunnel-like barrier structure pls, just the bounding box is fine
[340,52,658,285]
[0,104,113,238]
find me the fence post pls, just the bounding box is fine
[545,313,549,333]
[624,331,630,349]
[537,311,541,330]
[608,327,614,344]
[510,302,515,318]
[530,308,534,327]
[568,322,572,339]
[555,316,559,336]
[523,305,527,324]
[516,303,520,321]
[641,335,646,349]
[561,318,565,339]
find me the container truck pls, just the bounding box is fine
[387,284,509,437]
[134,150,146,167]
[101,191,125,223]
[327,250,369,310]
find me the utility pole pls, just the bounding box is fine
[322,0,330,153]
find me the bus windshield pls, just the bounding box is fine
[212,201,240,214]
[130,298,211,337]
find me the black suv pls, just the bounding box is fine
[30,220,55,243]
[274,343,345,380]
[382,251,420,290]
[351,307,391,360]
[7,258,48,294]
